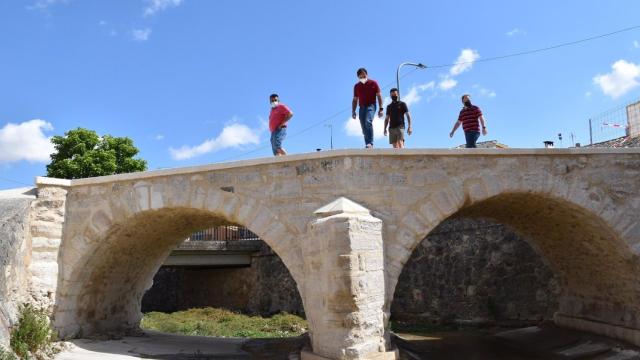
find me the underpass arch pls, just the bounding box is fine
[386,171,640,343]
[54,187,304,338]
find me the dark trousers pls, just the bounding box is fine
[465,131,480,148]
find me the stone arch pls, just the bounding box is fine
[385,171,640,343]
[54,185,303,339]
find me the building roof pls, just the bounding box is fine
[583,136,640,148]
[454,140,509,149]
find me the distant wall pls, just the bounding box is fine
[391,218,560,324]
[143,217,559,325]
[142,243,303,315]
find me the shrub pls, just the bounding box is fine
[10,304,52,359]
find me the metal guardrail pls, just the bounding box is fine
[186,225,260,242]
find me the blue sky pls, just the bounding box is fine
[1,0,640,188]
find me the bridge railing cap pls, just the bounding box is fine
[314,197,371,217]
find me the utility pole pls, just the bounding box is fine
[589,118,593,145]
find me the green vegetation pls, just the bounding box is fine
[0,347,17,360]
[9,304,53,359]
[46,127,147,179]
[141,308,307,338]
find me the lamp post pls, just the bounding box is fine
[324,123,333,150]
[396,62,427,100]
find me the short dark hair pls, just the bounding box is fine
[270,93,279,100]
[461,94,470,101]
[356,68,368,76]
[390,88,399,93]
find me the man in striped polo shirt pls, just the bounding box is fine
[449,94,487,148]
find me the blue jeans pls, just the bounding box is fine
[465,131,480,148]
[358,104,376,147]
[270,127,287,155]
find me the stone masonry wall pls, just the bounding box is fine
[142,243,303,315]
[392,217,560,324]
[0,194,34,346]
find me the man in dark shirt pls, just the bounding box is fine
[384,88,412,148]
[449,94,487,148]
[352,67,383,148]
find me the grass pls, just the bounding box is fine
[9,303,53,359]
[0,347,17,360]
[141,308,307,338]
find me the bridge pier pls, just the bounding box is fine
[300,198,397,360]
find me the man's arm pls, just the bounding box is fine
[352,97,358,119]
[479,115,487,135]
[406,112,412,135]
[384,114,390,136]
[377,92,384,117]
[450,120,461,138]
[280,111,293,128]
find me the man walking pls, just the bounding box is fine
[352,68,383,148]
[269,93,293,156]
[384,88,412,148]
[449,94,487,148]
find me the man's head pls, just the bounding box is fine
[357,68,368,83]
[390,88,399,102]
[270,94,279,108]
[461,94,472,106]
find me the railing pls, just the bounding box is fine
[186,225,261,241]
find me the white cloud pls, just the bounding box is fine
[585,91,592,98]
[344,115,385,141]
[169,122,260,160]
[155,134,164,140]
[28,0,69,11]
[474,85,497,98]
[439,77,458,90]
[0,120,54,164]
[402,87,421,107]
[132,28,152,41]
[635,40,639,49]
[450,49,480,76]
[506,28,526,37]
[143,0,183,17]
[593,59,640,98]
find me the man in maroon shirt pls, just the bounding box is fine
[449,94,487,148]
[352,68,383,148]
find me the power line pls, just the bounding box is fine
[427,24,640,69]
[0,176,32,187]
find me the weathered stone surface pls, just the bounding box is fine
[0,190,35,346]
[391,217,560,325]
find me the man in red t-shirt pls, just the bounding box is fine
[352,68,383,148]
[269,93,293,156]
[449,94,488,148]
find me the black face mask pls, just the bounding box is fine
[464,100,472,107]
[391,95,398,102]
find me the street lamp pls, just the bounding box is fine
[396,62,427,100]
[324,123,333,150]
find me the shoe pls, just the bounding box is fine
[366,144,373,149]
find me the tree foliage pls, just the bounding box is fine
[46,128,147,179]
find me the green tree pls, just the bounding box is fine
[46,128,147,179]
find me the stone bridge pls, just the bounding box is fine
[17,149,640,359]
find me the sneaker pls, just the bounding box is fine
[366,144,373,149]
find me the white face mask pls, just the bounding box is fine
[270,101,279,108]
[359,78,367,84]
